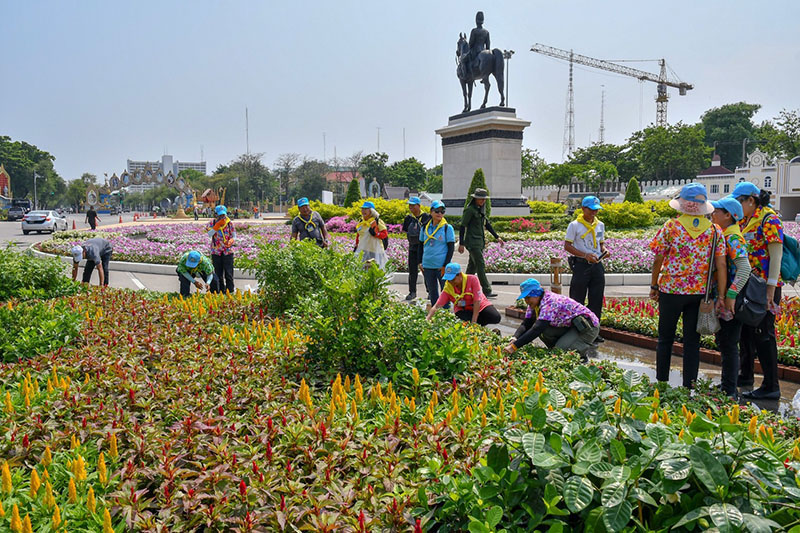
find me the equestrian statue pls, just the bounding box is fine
[456,11,505,113]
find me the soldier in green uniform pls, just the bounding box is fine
[458,188,504,297]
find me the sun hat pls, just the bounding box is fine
[581,195,603,210]
[297,197,310,207]
[711,196,744,221]
[407,196,421,205]
[442,262,462,281]
[518,278,544,299]
[668,183,714,216]
[732,181,760,199]
[185,250,202,268]
[431,200,445,210]
[361,201,375,209]
[215,205,227,216]
[71,245,84,264]
[471,188,490,199]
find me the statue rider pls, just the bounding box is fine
[465,11,490,77]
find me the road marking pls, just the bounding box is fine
[128,272,145,290]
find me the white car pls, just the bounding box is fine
[21,210,68,234]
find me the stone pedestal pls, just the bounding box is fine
[436,107,531,216]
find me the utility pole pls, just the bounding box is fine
[599,85,606,144]
[376,127,381,152]
[323,132,327,162]
[403,128,406,159]
[33,171,41,210]
[245,107,250,155]
[503,50,514,106]
[562,50,575,161]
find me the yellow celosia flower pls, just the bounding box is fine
[424,405,434,424]
[654,388,660,399]
[481,413,487,427]
[103,508,113,533]
[510,407,518,421]
[2,461,12,493]
[30,469,41,497]
[409,398,416,412]
[480,391,488,411]
[650,411,659,423]
[0,500,4,517]
[10,504,22,533]
[22,514,32,533]
[109,434,118,460]
[4,391,13,414]
[52,504,62,529]
[613,397,621,415]
[748,416,758,436]
[68,477,77,502]
[87,486,97,514]
[412,368,420,387]
[42,446,52,468]
[43,480,55,508]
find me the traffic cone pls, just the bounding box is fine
[72,220,76,230]
[119,215,123,223]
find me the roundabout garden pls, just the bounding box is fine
[2,243,800,531]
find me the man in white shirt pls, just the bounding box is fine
[564,196,608,328]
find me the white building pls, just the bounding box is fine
[127,155,206,177]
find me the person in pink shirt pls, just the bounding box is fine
[425,263,501,326]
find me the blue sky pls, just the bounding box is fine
[3,0,799,182]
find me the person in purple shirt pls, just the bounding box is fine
[504,278,599,359]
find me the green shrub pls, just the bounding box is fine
[624,177,644,203]
[0,246,85,302]
[527,200,567,214]
[345,197,426,224]
[645,199,678,218]
[344,177,362,208]
[0,300,83,362]
[287,201,349,221]
[597,201,654,229]
[465,168,491,217]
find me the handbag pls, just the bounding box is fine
[734,273,767,326]
[697,229,721,335]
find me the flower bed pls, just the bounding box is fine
[602,297,800,368]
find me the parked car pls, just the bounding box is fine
[795,213,800,223]
[7,206,26,221]
[21,210,68,234]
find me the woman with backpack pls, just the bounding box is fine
[734,182,784,400]
[354,201,389,269]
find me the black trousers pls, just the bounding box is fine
[82,253,111,286]
[408,243,422,293]
[569,260,605,320]
[178,273,219,297]
[656,292,703,388]
[455,305,501,326]
[466,246,492,295]
[211,254,235,293]
[716,316,743,396]
[740,287,781,391]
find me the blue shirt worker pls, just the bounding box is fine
[291,197,329,248]
[565,195,608,327]
[418,200,455,305]
[176,250,216,296]
[71,237,113,286]
[401,196,432,300]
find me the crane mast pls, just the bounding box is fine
[530,43,693,127]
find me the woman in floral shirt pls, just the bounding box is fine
[649,183,726,389]
[206,205,236,293]
[734,182,784,400]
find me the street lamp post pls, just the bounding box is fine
[502,50,515,107]
[235,177,241,209]
[33,171,42,210]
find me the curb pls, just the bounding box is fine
[504,306,800,383]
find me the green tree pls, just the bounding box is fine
[579,160,618,196]
[464,168,490,217]
[569,142,639,182]
[624,177,644,203]
[65,179,87,211]
[386,157,427,190]
[701,102,761,169]
[424,164,443,193]
[521,148,548,189]
[344,177,362,207]
[627,123,711,181]
[541,162,580,203]
[0,135,58,201]
[179,168,209,191]
[290,158,329,202]
[80,172,97,184]
[215,153,277,205]
[360,152,389,187]
[758,109,800,159]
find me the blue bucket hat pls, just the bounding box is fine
[431,200,445,210]
[581,196,603,210]
[668,183,714,215]
[711,196,744,221]
[518,278,544,299]
[185,250,202,268]
[407,196,421,205]
[732,181,760,199]
[215,205,227,216]
[297,197,310,207]
[442,262,462,281]
[361,201,375,209]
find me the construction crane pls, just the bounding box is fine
[530,43,693,128]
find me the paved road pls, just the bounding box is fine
[0,212,139,248]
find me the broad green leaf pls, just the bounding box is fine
[417,486,428,508]
[619,422,642,443]
[602,500,633,532]
[622,369,642,389]
[689,445,729,493]
[601,482,625,507]
[487,443,509,472]
[564,476,594,513]
[524,393,540,412]
[660,457,691,480]
[550,389,566,409]
[479,486,500,500]
[532,452,563,469]
[504,427,524,443]
[530,408,547,430]
[486,506,503,528]
[546,410,568,428]
[576,440,602,464]
[689,414,717,433]
[609,465,631,482]
[610,439,626,463]
[571,461,590,476]
[741,513,782,533]
[573,365,601,384]
[522,432,545,460]
[672,507,709,529]
[468,521,490,533]
[645,423,671,446]
[630,487,657,507]
[709,503,743,532]
[549,433,563,454]
[588,461,614,479]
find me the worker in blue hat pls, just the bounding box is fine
[426,262,501,325]
[354,200,389,269]
[176,250,217,296]
[710,195,752,399]
[732,181,784,400]
[565,195,608,332]
[503,278,599,359]
[401,196,432,300]
[291,197,329,247]
[419,200,455,305]
[206,204,236,293]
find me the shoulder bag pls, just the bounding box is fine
[697,228,721,335]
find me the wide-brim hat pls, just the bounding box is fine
[471,188,490,199]
[668,197,714,216]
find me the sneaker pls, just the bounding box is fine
[486,292,498,298]
[491,328,502,336]
[594,337,605,344]
[741,387,780,400]
[405,292,416,301]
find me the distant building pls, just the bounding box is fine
[127,155,206,177]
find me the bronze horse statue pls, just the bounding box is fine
[456,33,505,113]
